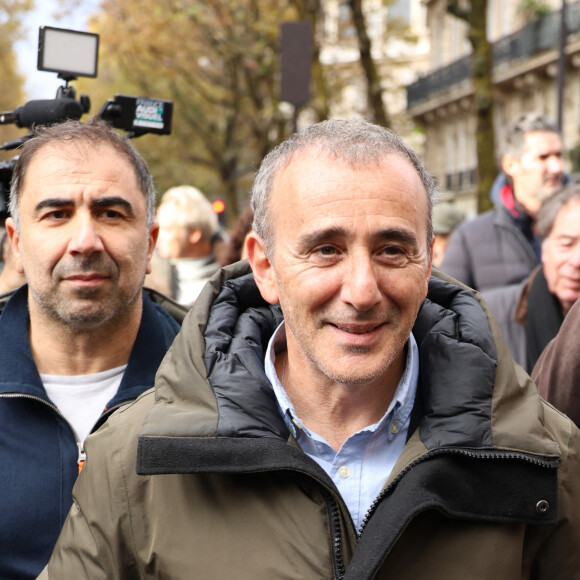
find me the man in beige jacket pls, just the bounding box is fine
[40,118,580,579]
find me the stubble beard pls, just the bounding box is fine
[30,255,144,331]
[537,174,564,202]
[283,302,411,388]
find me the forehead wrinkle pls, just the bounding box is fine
[295,177,426,219]
[28,144,132,186]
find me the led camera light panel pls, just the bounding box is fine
[37,27,99,78]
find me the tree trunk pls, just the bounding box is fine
[447,0,496,214]
[469,0,495,213]
[347,0,390,127]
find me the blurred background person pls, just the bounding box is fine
[211,229,231,268]
[532,296,580,429]
[482,184,580,372]
[220,205,254,266]
[431,201,464,269]
[441,113,566,291]
[147,185,220,306]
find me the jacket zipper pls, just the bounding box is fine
[321,488,346,579]
[358,446,560,538]
[0,393,86,470]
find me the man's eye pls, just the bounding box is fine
[317,245,338,256]
[100,209,122,219]
[380,246,409,265]
[46,210,68,220]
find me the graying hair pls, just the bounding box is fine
[158,185,219,241]
[251,117,438,257]
[500,112,560,161]
[9,117,156,231]
[537,183,580,240]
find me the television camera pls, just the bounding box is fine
[0,26,174,218]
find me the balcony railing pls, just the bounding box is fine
[407,1,580,108]
[445,168,478,192]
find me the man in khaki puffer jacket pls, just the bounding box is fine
[39,118,580,579]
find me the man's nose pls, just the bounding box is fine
[68,215,105,254]
[340,255,382,311]
[568,244,580,268]
[547,155,564,174]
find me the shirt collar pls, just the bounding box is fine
[264,321,419,439]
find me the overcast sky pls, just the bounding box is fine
[14,1,98,101]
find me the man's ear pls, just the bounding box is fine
[246,231,279,305]
[423,238,434,298]
[187,228,203,246]
[146,222,160,275]
[501,155,518,178]
[5,218,25,275]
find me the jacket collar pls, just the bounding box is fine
[108,289,180,409]
[137,264,561,556]
[140,263,561,461]
[0,285,180,408]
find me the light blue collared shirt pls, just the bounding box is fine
[264,322,419,532]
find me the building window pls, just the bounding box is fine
[388,0,410,23]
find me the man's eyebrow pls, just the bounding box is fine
[554,234,577,242]
[296,226,420,249]
[296,226,348,249]
[33,196,135,217]
[374,228,419,247]
[91,196,135,217]
[33,198,72,215]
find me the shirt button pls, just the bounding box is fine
[338,465,351,478]
[390,423,399,434]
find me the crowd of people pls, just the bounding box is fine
[0,114,579,579]
[437,112,580,424]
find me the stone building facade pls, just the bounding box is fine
[407,0,580,215]
[314,0,431,139]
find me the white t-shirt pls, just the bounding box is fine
[41,365,127,443]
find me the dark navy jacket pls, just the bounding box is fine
[0,285,184,579]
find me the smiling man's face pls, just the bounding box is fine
[251,150,432,390]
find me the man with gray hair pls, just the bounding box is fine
[40,118,580,579]
[442,112,566,291]
[152,184,220,305]
[483,183,580,372]
[0,118,186,579]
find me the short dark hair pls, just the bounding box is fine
[9,117,156,231]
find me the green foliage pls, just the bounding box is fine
[78,0,309,220]
[516,0,551,20]
[62,0,417,220]
[0,0,34,162]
